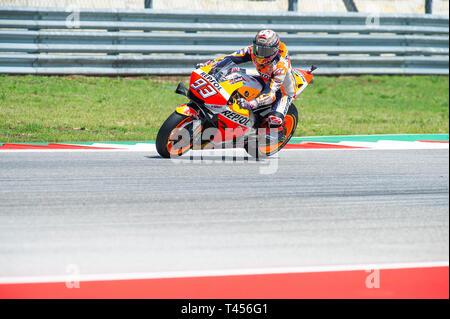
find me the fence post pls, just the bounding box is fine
[343,0,358,12]
[425,0,433,14]
[288,0,298,12]
[145,0,152,9]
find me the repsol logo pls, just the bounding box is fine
[221,110,251,127]
[200,71,223,92]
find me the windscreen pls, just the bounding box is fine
[210,61,244,83]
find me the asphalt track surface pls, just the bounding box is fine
[0,149,448,278]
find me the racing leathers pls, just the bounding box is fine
[200,42,296,128]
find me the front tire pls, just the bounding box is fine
[156,112,193,158]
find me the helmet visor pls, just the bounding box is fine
[253,43,277,59]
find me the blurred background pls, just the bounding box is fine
[0,0,448,14]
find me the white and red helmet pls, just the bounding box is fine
[252,30,281,65]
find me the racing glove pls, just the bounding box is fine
[237,98,258,111]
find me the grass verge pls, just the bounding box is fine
[0,74,448,143]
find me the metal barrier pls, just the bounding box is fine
[0,7,448,75]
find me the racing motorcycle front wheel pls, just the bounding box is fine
[156,112,194,158]
[244,103,298,159]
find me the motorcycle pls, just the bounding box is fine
[156,61,316,158]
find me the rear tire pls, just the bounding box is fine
[245,104,298,159]
[156,112,193,158]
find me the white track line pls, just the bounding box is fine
[0,261,448,284]
[0,142,447,153]
[336,140,449,150]
[290,134,449,139]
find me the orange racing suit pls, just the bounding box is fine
[205,42,296,127]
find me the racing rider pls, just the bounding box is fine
[197,29,296,140]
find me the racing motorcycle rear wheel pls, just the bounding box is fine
[245,103,298,159]
[156,112,193,158]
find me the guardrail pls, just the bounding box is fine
[0,7,448,75]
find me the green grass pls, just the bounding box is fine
[0,74,448,143]
[298,75,449,137]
